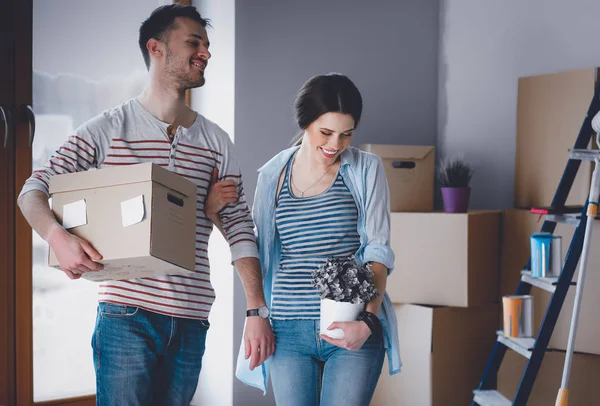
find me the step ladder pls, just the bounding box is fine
[472,84,600,406]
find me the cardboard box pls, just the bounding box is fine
[515,67,595,208]
[371,304,499,406]
[360,144,435,212]
[387,211,501,307]
[501,209,600,355]
[49,163,197,281]
[498,350,600,405]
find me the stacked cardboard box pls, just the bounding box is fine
[362,144,501,405]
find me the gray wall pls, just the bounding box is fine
[233,1,440,404]
[438,0,600,209]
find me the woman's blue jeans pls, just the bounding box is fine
[270,319,385,406]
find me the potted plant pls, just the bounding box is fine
[312,257,379,339]
[438,157,474,213]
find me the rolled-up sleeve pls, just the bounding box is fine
[217,137,259,262]
[19,130,99,199]
[362,156,395,273]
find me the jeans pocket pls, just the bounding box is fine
[99,302,140,318]
[199,319,211,329]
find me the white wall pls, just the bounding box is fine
[438,0,600,209]
[191,1,235,405]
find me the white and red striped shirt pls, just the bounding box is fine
[20,98,259,319]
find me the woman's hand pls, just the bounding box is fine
[320,321,372,350]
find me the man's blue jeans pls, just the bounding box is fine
[92,303,209,406]
[270,319,385,406]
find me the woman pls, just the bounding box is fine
[207,73,401,405]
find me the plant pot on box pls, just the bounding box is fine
[438,158,473,213]
[312,257,379,339]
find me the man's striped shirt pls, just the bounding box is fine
[20,98,258,320]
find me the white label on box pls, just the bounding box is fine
[121,195,145,227]
[62,199,87,229]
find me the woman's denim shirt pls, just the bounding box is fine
[235,146,402,393]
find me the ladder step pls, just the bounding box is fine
[473,390,511,406]
[569,148,600,161]
[496,330,534,358]
[521,270,558,293]
[521,270,576,293]
[545,213,582,226]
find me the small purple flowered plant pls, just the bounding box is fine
[311,257,379,304]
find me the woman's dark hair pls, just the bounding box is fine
[293,73,363,144]
[139,4,210,70]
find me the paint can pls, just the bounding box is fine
[531,233,562,278]
[503,295,534,338]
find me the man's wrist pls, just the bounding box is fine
[246,305,269,319]
[46,223,65,245]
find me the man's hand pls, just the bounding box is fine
[47,225,104,280]
[320,321,371,351]
[244,316,275,371]
[204,168,238,220]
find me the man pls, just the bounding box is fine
[17,4,274,405]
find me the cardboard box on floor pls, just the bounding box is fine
[498,350,600,405]
[371,304,499,406]
[387,211,500,307]
[501,209,600,355]
[360,144,435,212]
[49,163,197,281]
[515,67,595,208]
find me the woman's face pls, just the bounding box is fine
[302,112,355,165]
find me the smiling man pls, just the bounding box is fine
[17,4,273,405]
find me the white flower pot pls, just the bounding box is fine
[320,298,364,339]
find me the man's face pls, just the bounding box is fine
[162,17,211,90]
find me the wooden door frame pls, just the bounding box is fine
[13,1,191,404]
[1,0,16,403]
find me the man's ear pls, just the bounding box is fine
[146,38,164,62]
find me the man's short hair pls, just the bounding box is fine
[138,4,210,69]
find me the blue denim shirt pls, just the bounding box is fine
[235,146,402,393]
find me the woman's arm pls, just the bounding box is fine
[365,261,387,316]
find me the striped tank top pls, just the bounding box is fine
[271,153,361,320]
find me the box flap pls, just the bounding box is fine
[49,163,196,197]
[360,144,434,160]
[150,164,197,197]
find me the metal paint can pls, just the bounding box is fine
[530,233,562,278]
[503,295,534,338]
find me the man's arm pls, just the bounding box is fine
[18,130,105,279]
[211,133,274,370]
[18,191,103,279]
[234,257,274,370]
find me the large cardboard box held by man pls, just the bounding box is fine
[514,67,595,208]
[501,209,600,355]
[387,211,501,307]
[48,163,197,281]
[360,144,435,212]
[498,350,600,405]
[371,304,499,406]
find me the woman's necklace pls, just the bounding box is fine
[290,160,336,197]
